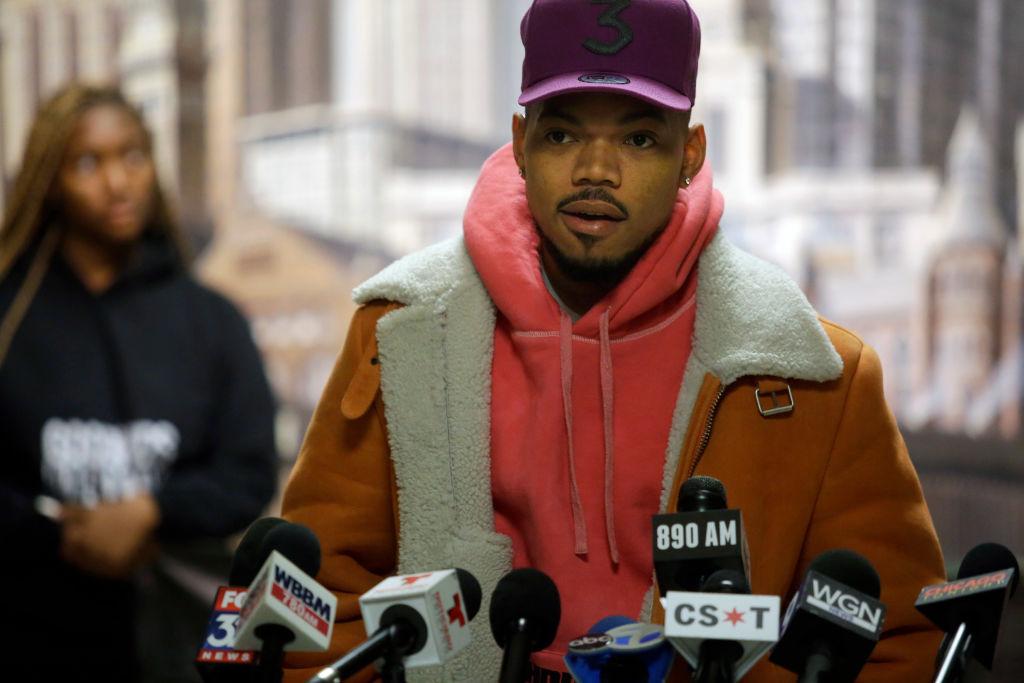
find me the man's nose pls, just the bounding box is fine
[572,140,621,188]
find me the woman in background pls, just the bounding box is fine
[0,84,277,681]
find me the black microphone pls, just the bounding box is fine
[230,517,290,585]
[769,549,886,683]
[195,517,289,682]
[653,476,749,595]
[313,568,483,683]
[916,542,1019,681]
[490,568,562,683]
[691,571,748,683]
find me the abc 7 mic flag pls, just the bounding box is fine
[662,590,780,679]
[359,569,473,668]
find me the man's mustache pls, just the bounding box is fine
[556,188,630,219]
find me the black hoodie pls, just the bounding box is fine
[0,233,276,679]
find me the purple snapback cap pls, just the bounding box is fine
[519,0,702,111]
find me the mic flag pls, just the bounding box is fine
[564,619,675,683]
[769,550,886,683]
[915,542,1019,671]
[359,568,476,668]
[234,549,337,653]
[662,590,779,679]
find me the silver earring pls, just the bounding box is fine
[684,176,692,187]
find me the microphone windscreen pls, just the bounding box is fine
[489,568,561,650]
[678,475,728,512]
[701,569,749,594]
[229,517,288,585]
[809,549,881,599]
[259,522,322,578]
[958,543,1020,596]
[455,568,483,621]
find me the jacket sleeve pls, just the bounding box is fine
[799,342,946,682]
[281,302,400,683]
[154,296,277,539]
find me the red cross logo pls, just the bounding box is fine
[402,574,432,585]
[447,593,466,627]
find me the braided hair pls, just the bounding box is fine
[0,82,189,366]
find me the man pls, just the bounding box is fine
[282,1,945,681]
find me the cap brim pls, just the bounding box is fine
[518,71,692,111]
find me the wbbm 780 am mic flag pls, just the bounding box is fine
[234,522,336,683]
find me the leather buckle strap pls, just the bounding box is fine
[754,381,794,417]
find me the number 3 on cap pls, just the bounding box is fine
[584,0,634,56]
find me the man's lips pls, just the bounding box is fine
[559,200,626,239]
[559,200,626,221]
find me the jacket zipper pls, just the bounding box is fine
[686,384,727,479]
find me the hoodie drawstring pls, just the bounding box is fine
[599,310,620,565]
[560,312,588,555]
[559,310,620,564]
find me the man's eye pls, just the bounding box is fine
[545,131,574,144]
[74,154,98,174]
[626,134,655,148]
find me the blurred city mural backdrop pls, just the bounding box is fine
[1,0,1022,674]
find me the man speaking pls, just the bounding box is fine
[281,1,945,680]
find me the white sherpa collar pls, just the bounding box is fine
[693,233,843,384]
[356,233,843,384]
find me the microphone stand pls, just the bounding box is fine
[693,639,742,683]
[379,648,407,683]
[797,641,833,683]
[933,623,972,683]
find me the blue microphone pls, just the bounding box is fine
[564,616,676,683]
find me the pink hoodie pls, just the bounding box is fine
[464,143,723,672]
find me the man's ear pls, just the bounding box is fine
[512,113,527,171]
[680,124,707,187]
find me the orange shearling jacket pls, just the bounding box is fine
[281,234,945,682]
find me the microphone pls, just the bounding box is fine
[769,549,886,683]
[916,542,1019,681]
[195,517,288,682]
[234,522,337,683]
[312,568,482,683]
[564,616,676,682]
[490,568,562,683]
[653,476,749,596]
[663,570,780,681]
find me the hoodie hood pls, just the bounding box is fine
[464,143,723,335]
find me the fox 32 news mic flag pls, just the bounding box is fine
[234,550,337,653]
[653,477,750,596]
[662,588,779,680]
[564,618,675,683]
[195,586,259,679]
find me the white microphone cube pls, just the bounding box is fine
[234,550,337,652]
[663,590,780,680]
[359,569,472,668]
